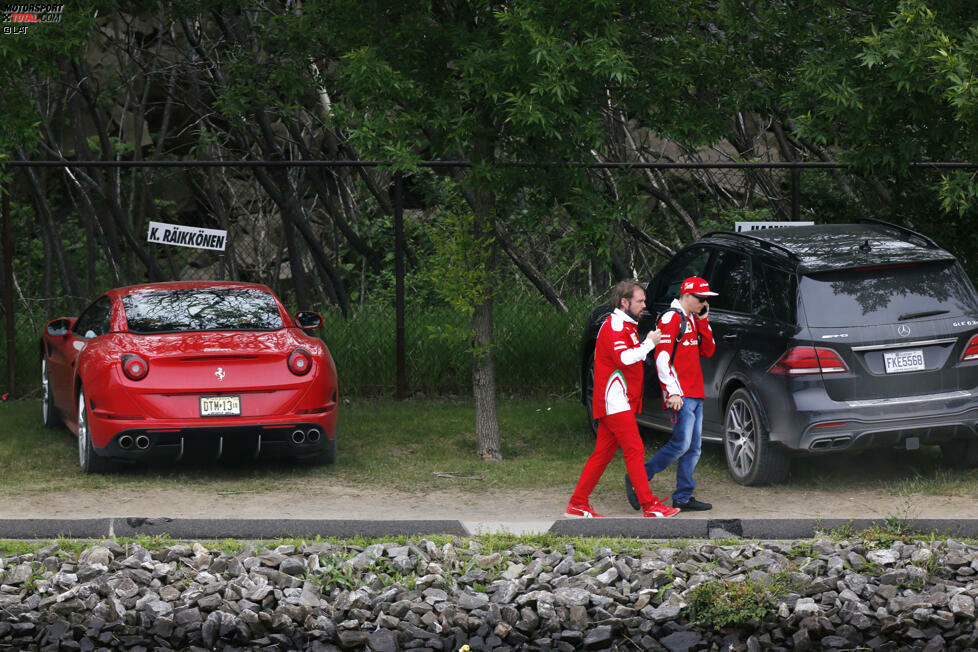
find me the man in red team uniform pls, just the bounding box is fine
[566,281,681,519]
[626,276,716,512]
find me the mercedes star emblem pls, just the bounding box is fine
[897,325,911,337]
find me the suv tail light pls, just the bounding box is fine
[121,353,149,381]
[288,348,313,376]
[962,335,978,361]
[769,346,849,375]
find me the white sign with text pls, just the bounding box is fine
[147,221,228,251]
[735,221,814,232]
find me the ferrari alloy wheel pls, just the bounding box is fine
[723,388,789,486]
[41,359,62,427]
[77,388,111,474]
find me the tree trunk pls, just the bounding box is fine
[467,135,501,462]
[472,297,501,461]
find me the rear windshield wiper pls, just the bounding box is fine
[898,309,949,321]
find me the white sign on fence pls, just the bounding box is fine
[147,221,228,251]
[735,221,813,232]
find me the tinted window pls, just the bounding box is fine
[72,296,112,339]
[652,247,712,304]
[122,288,284,333]
[753,263,796,323]
[800,261,978,327]
[707,250,751,313]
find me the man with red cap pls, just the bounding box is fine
[627,276,717,512]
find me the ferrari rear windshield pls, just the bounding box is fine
[122,288,284,333]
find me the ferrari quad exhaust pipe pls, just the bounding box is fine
[307,428,321,443]
[291,430,306,444]
[118,435,134,449]
[135,435,151,450]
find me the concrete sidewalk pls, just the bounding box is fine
[3,517,978,540]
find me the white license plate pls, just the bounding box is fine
[200,395,240,417]
[883,349,925,374]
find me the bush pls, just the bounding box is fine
[684,579,773,628]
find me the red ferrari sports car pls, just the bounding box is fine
[39,281,338,473]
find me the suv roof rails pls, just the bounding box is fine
[702,230,801,261]
[855,217,939,249]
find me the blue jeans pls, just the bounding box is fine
[644,397,703,504]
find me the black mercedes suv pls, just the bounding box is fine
[580,219,978,485]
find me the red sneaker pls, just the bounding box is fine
[642,500,680,518]
[565,502,606,518]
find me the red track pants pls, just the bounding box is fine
[569,410,658,509]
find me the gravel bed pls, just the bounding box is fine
[1,535,978,651]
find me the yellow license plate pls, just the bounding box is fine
[200,395,240,417]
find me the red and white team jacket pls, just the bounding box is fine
[655,298,716,404]
[592,308,655,419]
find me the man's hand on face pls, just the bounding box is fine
[666,394,683,411]
[697,302,709,320]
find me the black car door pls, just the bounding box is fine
[701,249,753,434]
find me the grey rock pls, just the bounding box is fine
[554,587,590,607]
[595,566,619,585]
[367,628,399,652]
[794,598,819,617]
[660,630,703,652]
[279,557,306,576]
[457,591,489,611]
[583,625,613,649]
[642,603,681,623]
[502,562,526,580]
[867,549,900,566]
[949,592,975,618]
[79,546,112,566]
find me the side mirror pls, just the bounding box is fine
[294,310,322,330]
[45,318,71,337]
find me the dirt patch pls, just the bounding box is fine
[8,477,977,522]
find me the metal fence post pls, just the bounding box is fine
[394,173,407,399]
[791,167,801,221]
[2,180,15,397]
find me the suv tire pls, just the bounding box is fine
[723,388,790,485]
[940,439,978,469]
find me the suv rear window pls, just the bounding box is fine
[122,288,284,333]
[800,261,978,327]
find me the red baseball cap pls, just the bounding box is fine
[681,277,718,296]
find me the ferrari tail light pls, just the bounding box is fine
[121,353,149,381]
[288,348,312,376]
[769,346,849,375]
[962,335,978,361]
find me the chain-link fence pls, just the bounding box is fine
[3,160,975,399]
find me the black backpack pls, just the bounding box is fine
[657,307,687,366]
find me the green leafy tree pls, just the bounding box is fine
[328,0,648,459]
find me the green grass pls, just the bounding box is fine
[0,396,599,494]
[3,396,978,499]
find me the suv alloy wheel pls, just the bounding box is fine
[723,388,789,485]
